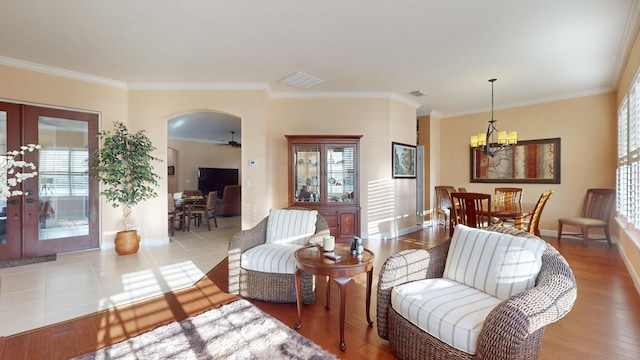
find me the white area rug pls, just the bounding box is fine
[75,299,339,360]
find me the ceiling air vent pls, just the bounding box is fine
[279,72,326,90]
[409,90,426,97]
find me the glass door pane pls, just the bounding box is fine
[293,145,321,202]
[22,105,99,258]
[37,117,89,240]
[0,102,22,260]
[327,145,356,203]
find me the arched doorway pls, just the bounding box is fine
[166,111,242,232]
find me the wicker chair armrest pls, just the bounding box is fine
[308,212,331,245]
[476,244,577,359]
[227,217,268,295]
[229,217,269,253]
[376,240,451,339]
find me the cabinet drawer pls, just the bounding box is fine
[318,211,337,227]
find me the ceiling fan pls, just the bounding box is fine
[227,131,241,147]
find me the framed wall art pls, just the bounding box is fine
[168,165,175,176]
[392,142,416,178]
[470,138,561,184]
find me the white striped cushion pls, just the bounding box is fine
[444,224,546,300]
[266,208,318,245]
[391,278,501,354]
[241,243,304,274]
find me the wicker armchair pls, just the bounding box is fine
[228,208,330,304]
[377,225,577,360]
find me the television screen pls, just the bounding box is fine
[197,168,239,196]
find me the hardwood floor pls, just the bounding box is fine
[1,225,639,359]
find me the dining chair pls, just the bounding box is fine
[524,190,554,236]
[187,191,218,231]
[495,187,523,204]
[168,196,184,236]
[557,188,615,247]
[494,187,523,226]
[449,192,493,236]
[434,186,456,227]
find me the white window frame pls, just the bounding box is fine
[617,70,640,237]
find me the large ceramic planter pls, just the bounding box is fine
[115,230,140,255]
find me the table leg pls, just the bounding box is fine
[334,277,351,351]
[325,276,331,310]
[295,268,303,330]
[366,267,374,326]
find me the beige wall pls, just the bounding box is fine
[1,64,418,245]
[167,147,178,193]
[438,92,617,233]
[417,115,431,221]
[417,112,444,222]
[0,64,129,243]
[167,139,242,195]
[269,97,419,239]
[126,89,270,236]
[615,26,640,290]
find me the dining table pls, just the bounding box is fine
[492,201,536,230]
[173,196,206,230]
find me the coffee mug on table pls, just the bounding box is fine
[322,235,335,252]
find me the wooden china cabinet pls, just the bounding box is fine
[286,135,362,240]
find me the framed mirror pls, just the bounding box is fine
[470,138,560,184]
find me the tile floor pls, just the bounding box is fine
[0,215,240,337]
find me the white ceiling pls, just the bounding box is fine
[168,112,241,144]
[1,0,639,140]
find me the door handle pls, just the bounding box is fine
[9,199,20,204]
[26,198,35,203]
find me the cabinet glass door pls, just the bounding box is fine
[293,145,321,202]
[326,145,356,203]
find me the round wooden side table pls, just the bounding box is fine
[294,244,374,351]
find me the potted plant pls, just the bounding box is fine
[0,144,41,200]
[93,121,161,255]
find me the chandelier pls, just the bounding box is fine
[470,78,517,157]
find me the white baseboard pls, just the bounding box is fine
[362,224,426,240]
[618,243,640,296]
[100,236,170,250]
[540,229,618,244]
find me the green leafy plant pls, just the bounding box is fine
[93,121,161,231]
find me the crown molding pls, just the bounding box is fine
[613,0,640,88]
[127,82,270,91]
[271,91,421,109]
[0,56,422,110]
[441,86,614,119]
[0,56,127,88]
[4,55,603,116]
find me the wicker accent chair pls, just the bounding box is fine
[377,225,577,360]
[228,207,330,304]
